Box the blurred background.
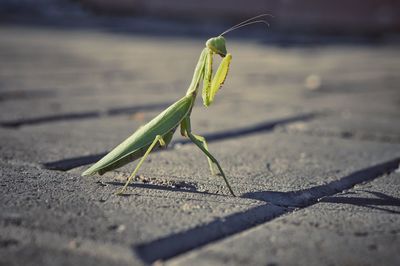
[1,0,400,39]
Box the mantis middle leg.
[116,134,166,195]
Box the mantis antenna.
[220,13,273,36]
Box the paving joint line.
[0,102,171,128]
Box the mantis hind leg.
[187,132,236,197]
[191,133,216,175]
[116,135,166,195]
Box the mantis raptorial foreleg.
[203,53,232,107]
[116,134,166,195]
[187,131,236,197]
[202,49,213,105]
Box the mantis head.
[206,36,227,57]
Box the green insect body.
[83,36,235,196]
[82,14,271,196]
[84,96,192,175]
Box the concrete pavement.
[0,25,399,265]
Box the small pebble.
[305,74,322,90]
[108,224,126,233]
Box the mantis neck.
[186,48,208,97]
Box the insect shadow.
[319,190,400,214]
[105,180,221,197]
[243,189,400,214]
[243,158,400,211]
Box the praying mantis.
[82,14,271,197]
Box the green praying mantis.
[82,14,271,197]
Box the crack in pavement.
[134,157,400,264]
[41,113,317,171]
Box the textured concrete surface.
[0,25,399,266]
[167,172,400,266]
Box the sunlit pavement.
[1,26,399,266]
